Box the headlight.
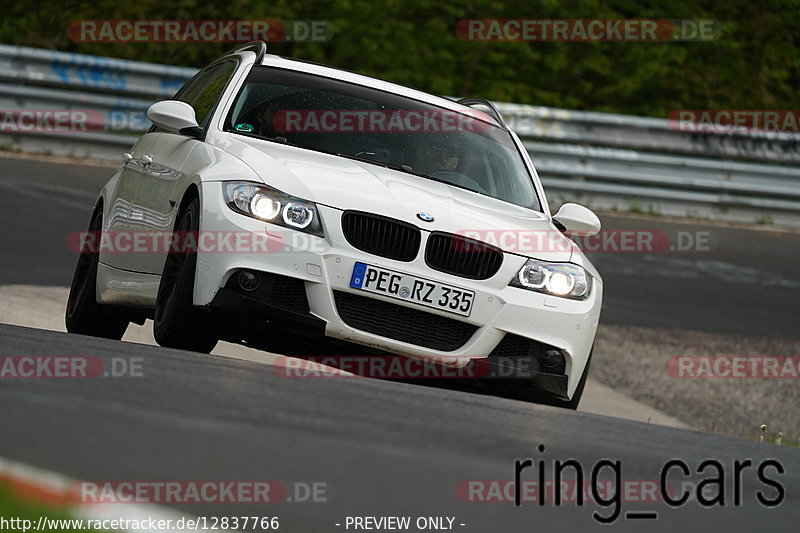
[223,182,324,236]
[510,259,591,300]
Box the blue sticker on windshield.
[235,123,254,132]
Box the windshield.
[224,66,540,210]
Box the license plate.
[349,262,474,316]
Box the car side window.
[148,61,237,134]
[178,61,237,128]
[148,68,215,133]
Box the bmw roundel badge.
[416,212,434,222]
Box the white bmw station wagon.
[66,42,603,408]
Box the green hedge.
[2,0,798,117]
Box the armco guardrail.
[495,103,800,164]
[1,44,799,226]
[0,44,195,98]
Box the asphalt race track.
[1,155,799,531]
[1,323,798,531]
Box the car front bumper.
[196,182,602,399]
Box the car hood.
[221,135,574,261]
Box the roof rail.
[456,97,508,129]
[217,41,268,63]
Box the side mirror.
[553,203,601,236]
[147,100,203,139]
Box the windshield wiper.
[333,151,484,192]
[334,152,427,178]
[261,135,292,145]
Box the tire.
[153,196,218,353]
[65,208,129,339]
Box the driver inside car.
[255,99,295,138]
[414,143,491,194]
[419,144,460,173]
[254,90,320,138]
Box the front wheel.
[65,208,129,339]
[153,197,218,353]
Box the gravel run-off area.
[593,322,800,443]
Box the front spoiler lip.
[207,287,326,351]
[470,358,569,399]
[208,285,568,400]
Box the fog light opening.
[237,270,261,292]
[540,349,564,370]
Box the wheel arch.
[176,183,201,216]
